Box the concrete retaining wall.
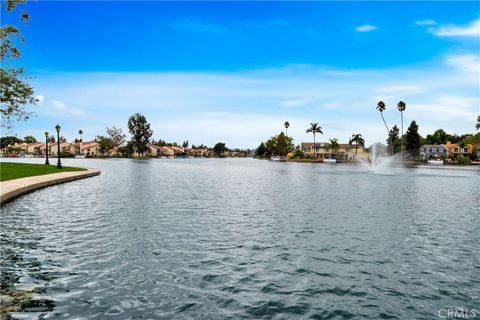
[0,168,101,205]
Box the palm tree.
[397,101,406,158]
[306,122,323,158]
[377,101,393,155]
[284,121,290,137]
[78,129,84,156]
[329,138,339,158]
[349,133,365,159]
[476,115,480,130]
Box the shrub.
[456,155,469,164]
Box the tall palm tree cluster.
[280,121,365,159]
[376,100,407,156]
[349,133,365,159]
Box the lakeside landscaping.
[0,162,86,182]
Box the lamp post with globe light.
[55,124,62,169]
[45,131,50,165]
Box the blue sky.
[3,1,480,148]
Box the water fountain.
[359,142,403,174]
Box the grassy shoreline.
[0,162,86,182]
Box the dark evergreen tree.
[405,121,422,158]
[213,142,227,157]
[387,125,401,155]
[256,142,266,157]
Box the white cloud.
[379,85,424,95]
[355,25,378,32]
[446,54,480,73]
[48,99,85,117]
[415,20,436,26]
[281,99,313,108]
[431,19,480,37]
[22,55,479,148]
[408,97,478,121]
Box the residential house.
[80,142,101,157]
[301,142,369,160]
[419,144,448,159]
[443,141,473,159]
[26,142,44,155]
[338,143,369,160]
[149,145,175,158]
[301,142,328,158]
[189,148,209,157]
[49,142,71,156]
[171,146,185,155]
[6,142,28,155]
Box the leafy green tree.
[1,0,38,129]
[274,132,293,156]
[387,125,401,155]
[127,113,153,156]
[106,126,126,147]
[265,137,275,156]
[476,115,480,130]
[23,135,36,143]
[425,129,448,144]
[0,135,22,148]
[118,140,135,157]
[213,142,227,157]
[405,120,422,158]
[262,132,294,157]
[306,122,323,157]
[256,142,266,157]
[96,135,114,156]
[349,133,365,158]
[293,149,304,158]
[456,155,469,164]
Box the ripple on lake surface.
[1,158,479,319]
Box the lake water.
[1,158,479,319]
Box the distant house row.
[0,141,245,158]
[420,141,474,159]
[0,141,102,157]
[300,142,369,160]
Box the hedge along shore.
[0,168,101,205]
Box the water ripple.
[1,158,479,319]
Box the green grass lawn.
[0,162,86,182]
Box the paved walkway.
[0,168,101,205]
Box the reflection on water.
[1,158,479,319]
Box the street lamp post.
[45,131,50,165]
[55,124,62,169]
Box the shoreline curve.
[0,168,101,205]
